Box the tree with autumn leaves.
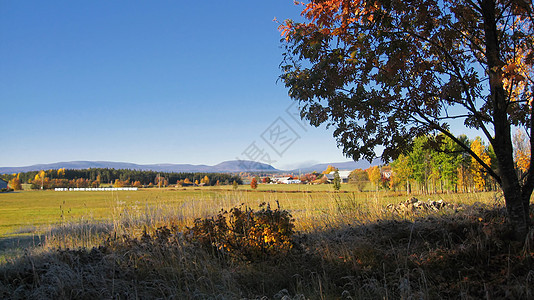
[514,129,531,178]
[322,165,338,174]
[200,175,210,185]
[250,177,258,189]
[366,166,381,191]
[470,137,492,191]
[8,174,22,191]
[348,168,369,191]
[34,170,47,190]
[280,0,533,239]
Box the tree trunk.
[501,174,530,240]
[482,0,531,240]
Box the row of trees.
[348,166,382,192]
[1,168,242,190]
[389,134,498,194]
[344,132,530,195]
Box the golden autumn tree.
[470,137,492,191]
[34,170,47,190]
[390,154,412,194]
[155,174,164,187]
[322,165,338,174]
[35,170,46,181]
[113,179,125,188]
[280,0,534,239]
[456,165,469,193]
[513,129,531,176]
[366,166,381,191]
[8,174,22,191]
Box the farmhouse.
[282,178,301,184]
[271,177,288,184]
[0,179,8,189]
[325,170,352,183]
[271,176,301,184]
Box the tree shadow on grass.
[0,235,45,253]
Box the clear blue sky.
[0,0,355,170]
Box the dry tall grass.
[1,190,533,299]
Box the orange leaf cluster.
[513,129,531,174]
[516,148,530,173]
[279,0,376,40]
[470,138,491,192]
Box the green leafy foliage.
[388,134,499,194]
[333,170,341,191]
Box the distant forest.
[1,168,242,189]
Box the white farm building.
[271,176,301,184]
[325,170,352,183]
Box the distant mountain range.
[0,160,277,174]
[0,159,383,174]
[290,158,383,173]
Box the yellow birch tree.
[470,138,491,191]
[513,129,530,175]
[366,166,381,191]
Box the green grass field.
[0,184,497,237]
[2,184,532,299]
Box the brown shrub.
[185,202,295,260]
